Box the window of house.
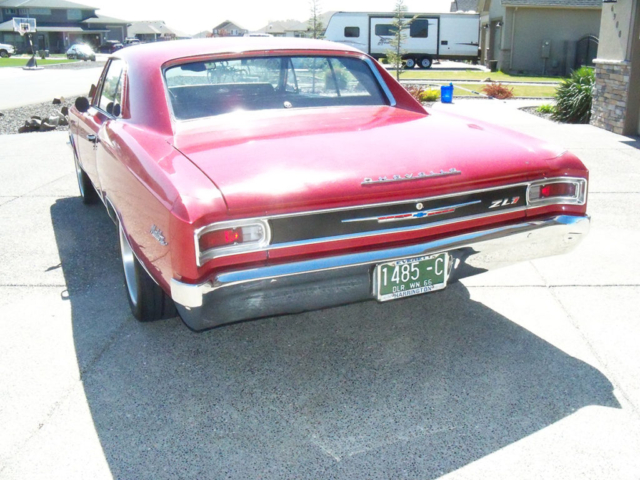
[5,8,17,15]
[98,59,124,117]
[30,8,51,15]
[67,9,82,20]
[410,19,429,38]
[344,27,360,38]
[374,24,395,36]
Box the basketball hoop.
[12,17,37,36]
[12,18,42,70]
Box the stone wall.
[591,60,631,134]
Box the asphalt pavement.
[0,100,639,479]
[0,64,103,110]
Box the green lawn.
[419,83,557,98]
[0,57,78,68]
[400,69,565,83]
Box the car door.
[74,59,124,196]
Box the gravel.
[0,97,78,135]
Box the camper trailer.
[324,12,480,68]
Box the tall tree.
[308,0,324,39]
[385,0,414,81]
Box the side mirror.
[75,96,90,113]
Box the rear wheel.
[0,50,9,58]
[119,224,176,322]
[73,149,100,204]
[419,57,433,69]
[405,57,416,69]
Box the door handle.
[87,134,98,143]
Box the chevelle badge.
[362,168,461,185]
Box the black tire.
[119,224,176,322]
[73,148,100,204]
[419,57,433,69]
[405,57,416,69]
[0,50,8,58]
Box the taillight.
[527,178,587,206]
[195,220,270,266]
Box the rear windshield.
[165,56,388,120]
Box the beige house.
[257,19,308,37]
[212,20,247,37]
[478,0,602,75]
[127,21,190,42]
[591,0,640,135]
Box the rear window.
[165,56,388,120]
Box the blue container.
[440,82,454,103]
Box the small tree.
[386,0,414,81]
[308,0,324,39]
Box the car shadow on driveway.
[51,197,620,479]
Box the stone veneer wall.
[591,60,631,134]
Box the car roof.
[113,37,363,67]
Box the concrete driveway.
[1,101,639,479]
[0,65,103,110]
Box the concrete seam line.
[547,285,640,420]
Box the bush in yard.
[482,83,514,99]
[419,88,440,102]
[405,85,425,101]
[536,104,555,114]
[552,67,595,124]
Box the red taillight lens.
[199,228,243,251]
[539,183,576,198]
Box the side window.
[410,19,429,38]
[344,27,360,38]
[98,59,124,117]
[374,24,395,36]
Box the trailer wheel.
[405,58,416,69]
[419,57,433,69]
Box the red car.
[69,38,589,331]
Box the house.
[451,0,479,12]
[127,21,190,42]
[192,30,212,39]
[0,0,127,53]
[477,0,602,75]
[590,0,640,136]
[212,20,247,37]
[257,19,309,37]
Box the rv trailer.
[324,11,480,68]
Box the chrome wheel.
[119,225,139,307]
[405,58,416,69]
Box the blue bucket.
[440,83,454,103]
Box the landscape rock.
[60,106,69,116]
[52,98,61,105]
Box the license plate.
[375,253,448,302]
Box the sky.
[90,0,453,36]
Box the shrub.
[405,85,425,101]
[552,67,595,124]
[419,88,440,102]
[482,82,514,99]
[536,104,555,114]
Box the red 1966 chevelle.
[68,38,589,331]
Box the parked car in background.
[66,44,96,61]
[98,40,123,54]
[123,37,141,46]
[68,38,590,331]
[0,42,15,57]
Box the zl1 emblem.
[489,196,520,209]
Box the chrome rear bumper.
[171,214,589,331]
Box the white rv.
[324,12,480,68]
